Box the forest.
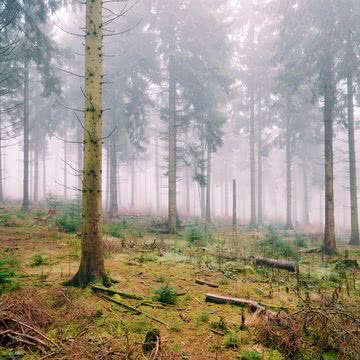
[0,0,360,359]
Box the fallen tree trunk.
[91,285,147,300]
[298,247,321,254]
[195,279,219,288]
[205,293,265,313]
[253,257,296,272]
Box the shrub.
[224,330,240,348]
[106,224,126,239]
[30,254,48,267]
[238,350,261,360]
[55,201,82,233]
[294,233,308,248]
[153,284,178,304]
[256,228,297,259]
[186,224,211,245]
[0,255,19,294]
[197,310,210,323]
[0,213,12,226]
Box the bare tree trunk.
[105,142,110,212]
[185,167,190,214]
[200,139,206,218]
[168,48,177,233]
[33,142,39,203]
[155,137,160,213]
[77,122,83,194]
[69,0,109,287]
[206,145,212,223]
[302,160,310,226]
[347,33,359,245]
[257,109,263,226]
[0,100,3,203]
[323,56,337,255]
[42,147,46,199]
[108,131,118,218]
[63,126,68,200]
[232,179,237,229]
[131,157,135,210]
[285,95,292,229]
[22,59,30,212]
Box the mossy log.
[195,279,219,288]
[253,256,296,272]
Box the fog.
[1,0,359,240]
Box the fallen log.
[195,279,219,288]
[205,293,266,313]
[298,247,321,254]
[253,256,296,272]
[91,285,146,300]
[97,294,168,327]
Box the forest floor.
[0,206,360,359]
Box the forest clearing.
[1,0,360,359]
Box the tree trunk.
[22,59,30,212]
[108,129,118,218]
[42,147,46,199]
[105,141,110,212]
[347,33,359,245]
[225,175,229,217]
[185,167,190,214]
[0,99,3,203]
[77,122,83,195]
[206,145,212,223]
[302,160,310,226]
[232,179,237,229]
[155,137,160,213]
[285,95,292,229]
[323,56,337,255]
[131,157,135,210]
[200,139,206,218]
[168,49,177,233]
[257,108,263,226]
[33,142,39,203]
[63,126,68,200]
[69,0,109,287]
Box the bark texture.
[69,0,109,287]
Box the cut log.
[205,293,265,313]
[195,279,219,288]
[298,247,321,254]
[253,257,296,272]
[91,285,146,300]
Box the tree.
[69,0,109,287]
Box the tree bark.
[347,32,359,245]
[155,137,160,213]
[185,167,190,214]
[323,55,337,255]
[108,126,118,218]
[257,107,263,226]
[131,157,135,210]
[232,179,237,229]
[0,99,3,203]
[168,48,177,233]
[77,121,83,196]
[33,141,39,203]
[42,147,46,199]
[200,139,206,218]
[302,160,310,226]
[22,59,30,212]
[285,95,292,229]
[206,145,212,223]
[63,126,68,200]
[68,0,109,287]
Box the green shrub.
[0,255,19,294]
[238,350,261,360]
[186,224,211,245]
[224,330,240,348]
[106,224,125,239]
[257,228,297,259]
[137,254,159,263]
[153,284,178,304]
[30,254,48,267]
[55,201,82,233]
[294,233,308,248]
[0,213,12,226]
[196,310,210,323]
